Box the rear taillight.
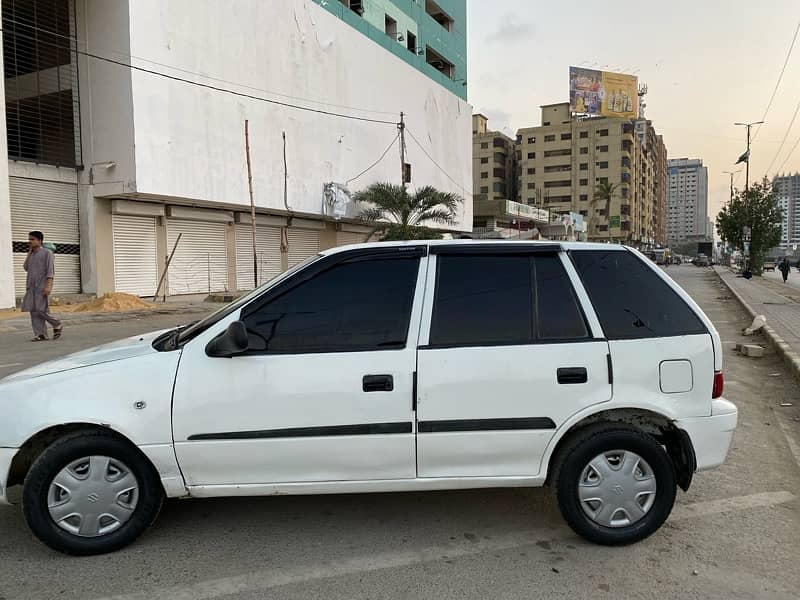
[712,371,724,399]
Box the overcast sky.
[467,1,800,219]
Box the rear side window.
[242,257,419,353]
[570,250,706,339]
[429,253,588,346]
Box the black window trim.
[237,245,427,355]
[430,243,561,256]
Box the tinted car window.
[570,250,706,339]
[534,255,588,340]
[430,255,533,346]
[242,256,419,353]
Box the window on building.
[544,149,571,157]
[406,31,417,53]
[570,250,707,339]
[579,163,588,171]
[425,0,454,31]
[241,256,419,353]
[597,177,609,184]
[527,182,535,189]
[543,121,551,126]
[481,142,489,149]
[579,131,588,139]
[493,168,505,179]
[425,46,454,79]
[544,180,571,188]
[579,178,588,186]
[528,152,536,159]
[598,129,609,136]
[480,186,488,193]
[561,133,572,140]
[598,161,609,169]
[580,210,588,216]
[544,164,571,173]
[480,157,488,164]
[339,0,365,16]
[527,137,536,144]
[580,147,588,155]
[580,194,588,201]
[494,152,506,164]
[4,0,81,167]
[598,145,609,152]
[480,172,488,179]
[527,168,535,174]
[385,14,398,38]
[544,134,556,142]
[493,182,506,195]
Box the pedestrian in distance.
[22,230,63,341]
[779,256,791,283]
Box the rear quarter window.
[570,250,707,339]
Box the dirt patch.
[57,293,155,313]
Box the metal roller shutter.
[234,224,282,290]
[10,177,81,296]
[336,231,368,247]
[166,220,228,295]
[112,215,159,297]
[287,228,320,267]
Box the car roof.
[320,239,630,256]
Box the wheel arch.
[544,407,696,491]
[6,423,162,496]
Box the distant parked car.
[763,259,776,272]
[693,254,710,267]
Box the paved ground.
[1,265,799,600]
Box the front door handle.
[363,374,394,392]
[557,367,587,384]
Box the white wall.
[123,0,472,230]
[0,31,14,309]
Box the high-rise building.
[515,102,666,246]
[472,114,516,203]
[773,173,800,251]
[0,0,471,308]
[666,158,709,242]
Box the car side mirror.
[205,321,249,357]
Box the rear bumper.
[0,447,18,505]
[675,399,738,471]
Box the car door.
[172,246,428,486]
[416,245,611,478]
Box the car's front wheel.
[555,424,676,545]
[22,430,163,555]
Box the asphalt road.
[1,265,799,600]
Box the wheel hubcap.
[578,450,657,528]
[47,456,139,537]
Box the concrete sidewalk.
[714,266,800,382]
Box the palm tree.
[593,181,619,237]
[354,183,463,241]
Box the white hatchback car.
[0,241,737,555]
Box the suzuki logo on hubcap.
[86,493,100,503]
[612,485,624,495]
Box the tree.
[716,178,782,273]
[592,181,619,236]
[354,183,463,241]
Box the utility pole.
[734,120,764,195]
[398,112,407,193]
[722,170,740,204]
[734,121,763,279]
[244,120,258,289]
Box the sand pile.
[59,293,155,313]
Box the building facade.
[666,158,709,243]
[773,173,800,252]
[0,0,471,308]
[515,103,666,246]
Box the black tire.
[554,424,676,546]
[22,430,164,555]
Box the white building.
[0,0,472,308]
[666,158,709,242]
[773,174,800,252]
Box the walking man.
[779,257,791,284]
[22,231,63,341]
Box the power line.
[753,19,800,143]
[765,97,800,175]
[776,134,800,174]
[0,26,399,126]
[1,15,401,118]
[345,132,400,185]
[405,128,469,195]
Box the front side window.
[242,256,420,353]
[570,250,707,339]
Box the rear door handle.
[363,374,394,392]
[557,367,587,384]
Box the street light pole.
[722,170,740,204]
[734,121,763,279]
[734,121,764,195]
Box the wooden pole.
[245,119,258,288]
[153,232,181,302]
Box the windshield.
[176,254,322,344]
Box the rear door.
[569,249,714,419]
[415,246,611,478]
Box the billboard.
[569,67,638,118]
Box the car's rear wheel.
[554,424,676,545]
[22,430,163,555]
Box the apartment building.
[0,0,471,308]
[773,173,800,251]
[515,103,666,246]
[472,114,515,203]
[666,158,709,243]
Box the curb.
[714,268,800,385]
